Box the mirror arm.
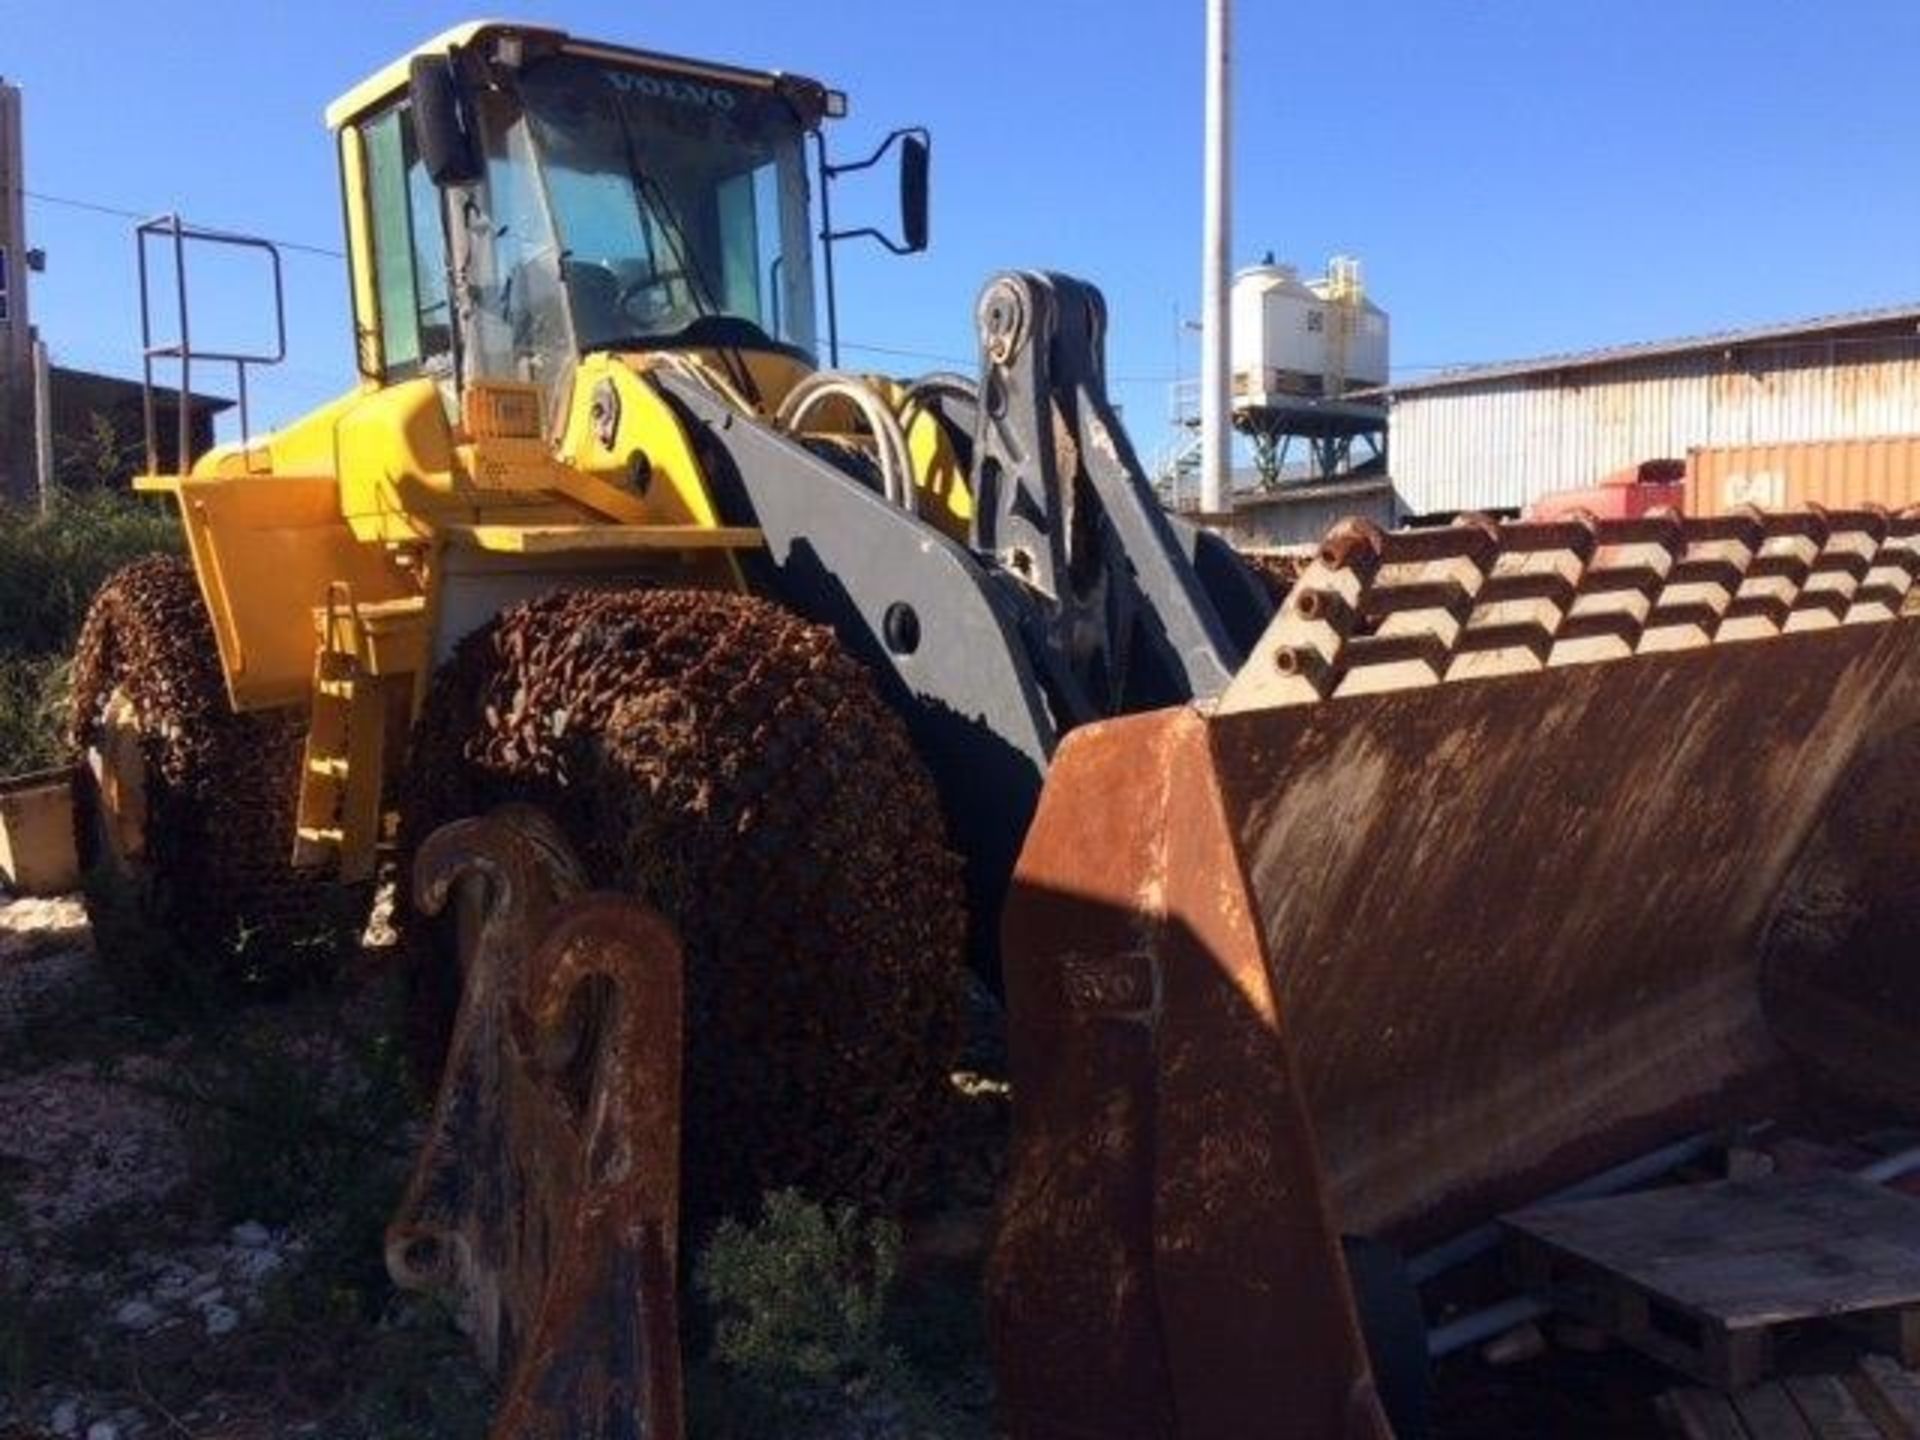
[822,224,918,257]
[821,126,926,178]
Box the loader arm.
[968,271,1246,718]
[657,271,1270,978]
[653,365,1055,978]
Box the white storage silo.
[1230,261,1328,405]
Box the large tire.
[69,556,347,990]
[399,587,968,1223]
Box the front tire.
[398,586,969,1224]
[69,556,348,990]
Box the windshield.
[512,54,817,355]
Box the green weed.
[692,1189,985,1438]
[0,654,70,773]
[0,486,180,661]
[0,485,180,771]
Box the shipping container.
[1684,435,1920,516]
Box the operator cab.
[326,23,915,422]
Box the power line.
[839,339,1181,385]
[839,339,971,369]
[20,186,1190,380]
[20,188,347,259]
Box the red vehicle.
[1525,458,1687,520]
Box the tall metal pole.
[0,81,33,504]
[1199,0,1233,516]
[31,334,50,514]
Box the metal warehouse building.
[1386,305,1920,519]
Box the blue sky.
[8,1,1918,458]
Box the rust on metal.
[68,555,333,984]
[1223,507,1920,708]
[991,709,1393,1440]
[397,586,967,1223]
[389,806,686,1440]
[994,506,1920,1436]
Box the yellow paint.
[324,22,537,130]
[446,523,761,554]
[559,354,724,527]
[142,23,979,881]
[168,473,421,712]
[294,588,425,879]
[336,378,459,542]
[338,125,382,380]
[322,21,813,132]
[893,378,974,539]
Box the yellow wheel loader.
[61,20,1920,1439]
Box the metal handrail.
[135,214,286,476]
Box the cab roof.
[323,20,839,131]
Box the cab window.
[361,105,452,380]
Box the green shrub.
[693,1189,980,1438]
[700,1189,905,1389]
[54,411,145,495]
[0,487,180,770]
[0,653,70,772]
[0,486,181,660]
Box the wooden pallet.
[1504,1173,1920,1390]
[1659,1355,1920,1439]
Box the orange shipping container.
[1686,436,1920,516]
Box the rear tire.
[69,556,349,990]
[398,586,968,1224]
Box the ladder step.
[307,757,350,780]
[295,825,344,847]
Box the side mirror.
[408,53,482,186]
[817,124,934,365]
[899,133,930,253]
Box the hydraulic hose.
[775,372,918,517]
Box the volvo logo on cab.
[607,70,739,111]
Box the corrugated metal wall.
[1214,478,1396,549]
[1389,336,1920,517]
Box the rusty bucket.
[991,508,1920,1438]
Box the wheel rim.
[84,688,150,870]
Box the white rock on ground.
[0,892,89,958]
[112,1298,161,1331]
[0,892,97,1037]
[203,1302,241,1337]
[0,1057,190,1236]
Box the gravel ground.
[0,888,490,1440]
[0,886,999,1440]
